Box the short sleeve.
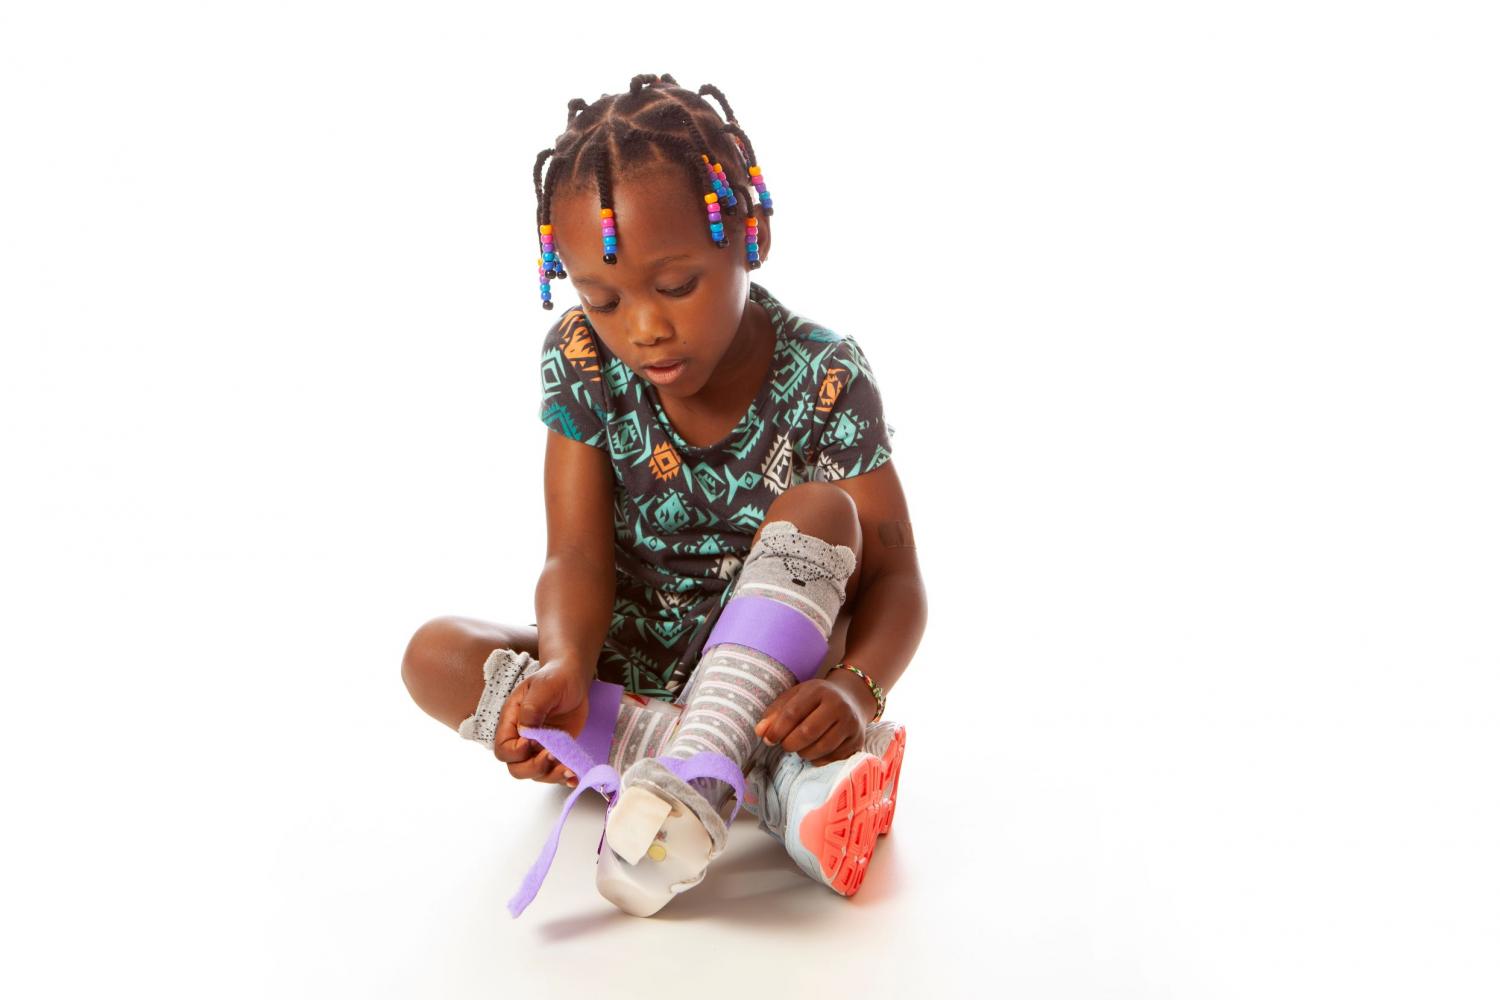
[808,336,894,481]
[537,307,610,449]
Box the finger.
[538,759,572,786]
[494,680,529,763]
[540,752,578,786]
[517,675,558,728]
[808,734,863,769]
[756,686,819,744]
[802,725,855,764]
[536,752,574,785]
[506,746,552,782]
[506,755,544,782]
[781,703,839,756]
[756,685,800,727]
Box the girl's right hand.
[494,660,592,788]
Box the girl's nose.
[628,312,674,348]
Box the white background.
[3,2,1496,997]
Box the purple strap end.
[505,678,623,918]
[506,725,621,918]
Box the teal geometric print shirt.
[537,281,894,701]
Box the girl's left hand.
[754,679,865,768]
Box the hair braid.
[719,122,772,217]
[532,147,555,229]
[655,90,740,217]
[591,135,619,264]
[696,84,737,124]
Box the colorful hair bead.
[537,256,553,310]
[703,193,727,247]
[744,214,760,269]
[748,164,773,214]
[701,154,738,211]
[600,207,618,264]
[538,223,562,279]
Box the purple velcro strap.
[657,753,749,827]
[508,723,623,919]
[579,679,624,767]
[703,594,828,683]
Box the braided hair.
[532,74,772,309]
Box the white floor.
[9,575,1497,998]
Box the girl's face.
[549,166,771,400]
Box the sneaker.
[744,721,906,896]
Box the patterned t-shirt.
[537,281,894,702]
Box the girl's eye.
[586,280,697,314]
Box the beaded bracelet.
[830,661,885,724]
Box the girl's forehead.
[552,174,714,260]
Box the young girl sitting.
[401,73,927,918]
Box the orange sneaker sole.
[795,724,906,896]
[873,724,905,837]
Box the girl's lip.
[642,359,688,385]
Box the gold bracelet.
[831,661,886,723]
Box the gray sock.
[458,649,542,748]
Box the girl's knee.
[402,617,540,728]
[401,616,463,713]
[762,482,860,551]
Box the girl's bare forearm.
[830,568,927,714]
[533,550,615,678]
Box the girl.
[401,74,927,918]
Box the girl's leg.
[401,615,538,732]
[602,485,862,886]
[400,615,685,775]
[657,483,863,810]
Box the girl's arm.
[828,461,927,718]
[831,569,926,722]
[755,461,923,765]
[534,430,617,678]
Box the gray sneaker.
[741,721,906,896]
